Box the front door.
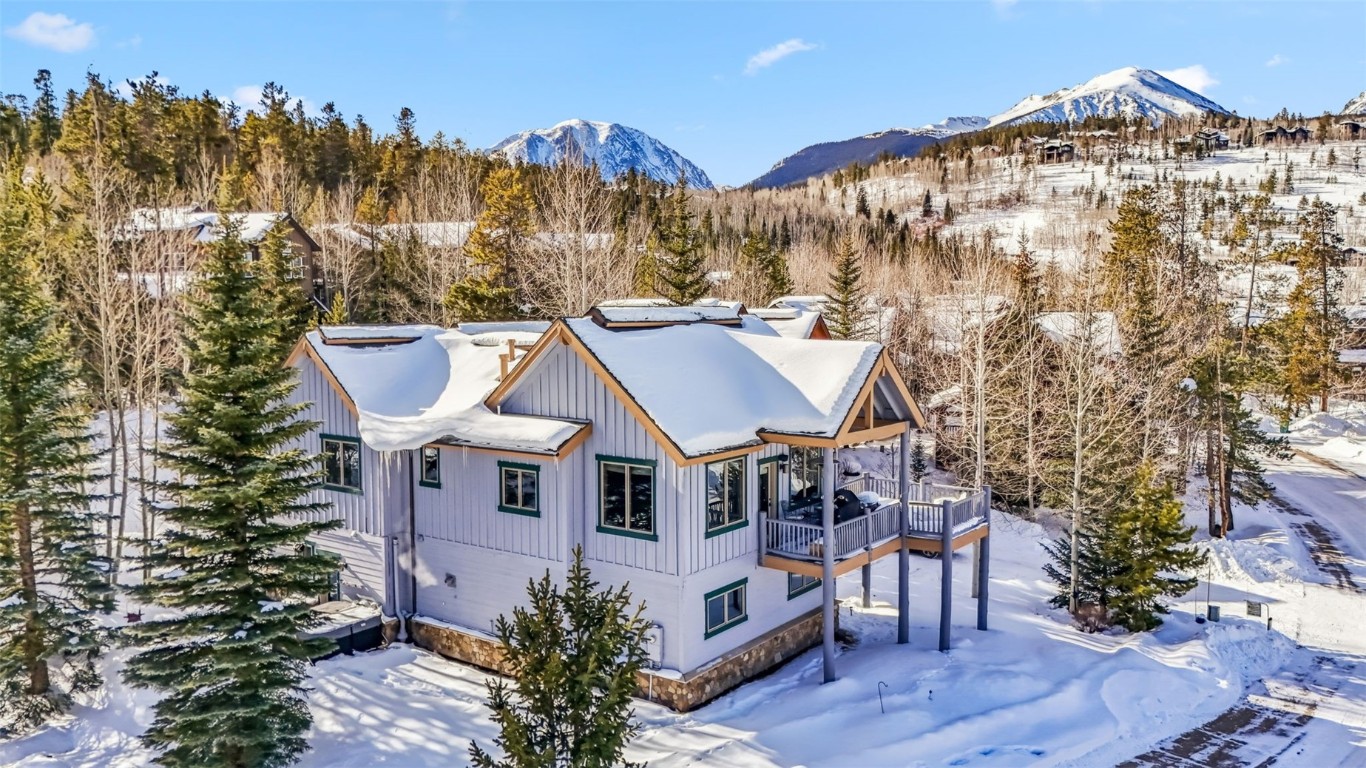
[759,460,781,519]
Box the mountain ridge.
[489,119,713,189]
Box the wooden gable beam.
[284,335,358,417]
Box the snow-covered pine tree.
[654,177,707,305]
[909,436,928,483]
[122,199,340,768]
[257,220,313,356]
[826,233,867,340]
[0,168,112,734]
[445,165,534,322]
[470,547,651,768]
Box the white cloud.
[4,12,95,52]
[230,85,318,117]
[116,35,143,50]
[1158,65,1219,95]
[744,38,818,76]
[1265,53,1288,68]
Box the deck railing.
[763,482,988,564]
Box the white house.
[285,305,991,710]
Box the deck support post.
[939,498,953,652]
[977,486,991,631]
[821,447,837,683]
[897,428,910,645]
[861,564,872,608]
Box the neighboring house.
[285,308,991,711]
[1037,140,1075,164]
[749,306,832,340]
[1257,126,1313,145]
[1338,120,1364,141]
[126,206,325,305]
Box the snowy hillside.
[489,119,713,188]
[750,117,987,189]
[988,67,1230,127]
[1344,91,1366,115]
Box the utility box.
[1207,605,1221,623]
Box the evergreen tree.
[29,70,61,156]
[321,291,348,325]
[256,221,312,357]
[1271,198,1345,414]
[653,178,707,305]
[0,168,111,734]
[122,200,340,768]
[470,547,650,768]
[445,166,534,322]
[1045,464,1204,631]
[921,190,933,218]
[825,233,867,340]
[1105,464,1205,631]
[909,437,928,483]
[855,186,871,218]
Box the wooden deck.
[759,481,990,578]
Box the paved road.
[1123,453,1366,767]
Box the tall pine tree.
[257,220,313,357]
[826,233,867,340]
[445,165,535,322]
[123,200,340,768]
[653,178,707,305]
[0,168,111,734]
[1271,198,1345,414]
[470,547,650,768]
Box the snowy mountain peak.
[1344,91,1366,115]
[987,66,1230,128]
[490,119,713,189]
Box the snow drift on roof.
[303,325,581,453]
[749,307,822,339]
[561,318,881,456]
[594,305,742,324]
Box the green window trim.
[703,578,749,639]
[419,445,442,488]
[596,455,657,540]
[787,574,822,600]
[320,433,363,494]
[704,456,748,537]
[498,461,540,517]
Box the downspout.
[403,449,419,641]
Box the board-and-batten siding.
[502,343,680,577]
[412,446,561,560]
[309,528,389,606]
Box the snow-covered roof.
[591,305,744,326]
[770,295,831,312]
[557,318,884,457]
[127,208,294,244]
[749,307,825,340]
[1037,312,1122,356]
[298,325,584,454]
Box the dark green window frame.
[703,578,748,638]
[704,456,748,538]
[787,573,821,600]
[419,446,442,488]
[321,434,362,494]
[498,461,540,517]
[596,455,657,541]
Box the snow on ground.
[1283,399,1366,479]
[3,504,1313,768]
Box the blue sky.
[2,1,1362,186]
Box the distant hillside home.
[126,206,324,305]
[1037,139,1075,164]
[285,309,991,711]
[1338,120,1364,141]
[1257,126,1313,145]
[1190,129,1230,151]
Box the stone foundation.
[410,608,827,713]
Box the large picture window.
[498,461,539,516]
[420,446,441,488]
[705,457,746,536]
[787,573,821,599]
[321,435,362,493]
[598,456,656,540]
[704,579,748,638]
[788,446,823,508]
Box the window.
[420,446,441,488]
[302,543,342,603]
[498,462,540,516]
[704,579,748,638]
[705,457,747,536]
[285,245,305,280]
[787,573,821,599]
[321,435,362,493]
[598,456,656,540]
[788,446,824,508]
